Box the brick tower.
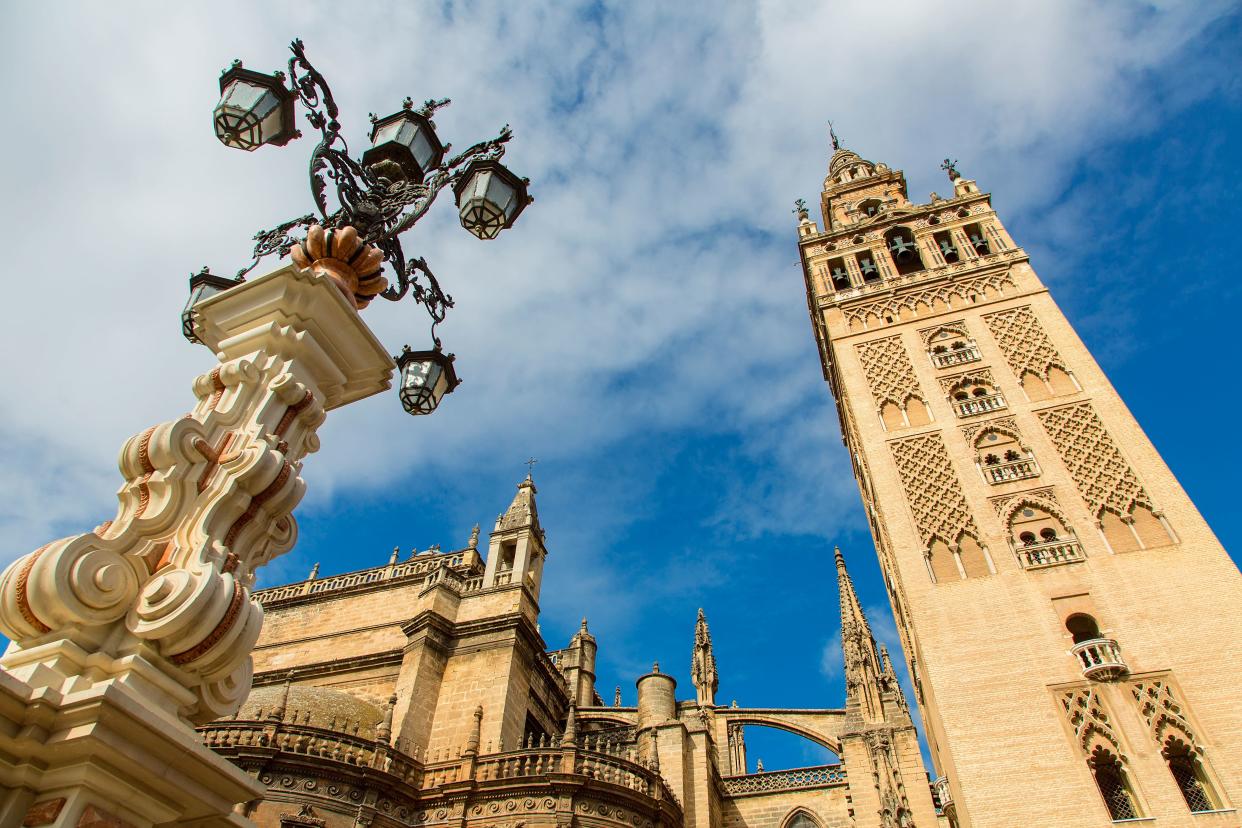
[794,133,1242,826]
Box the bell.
[970,233,990,254]
[888,235,916,262]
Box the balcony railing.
[1018,538,1085,569]
[954,393,1005,417]
[984,458,1039,484]
[720,764,847,796]
[930,345,981,368]
[1072,638,1128,680]
[933,776,954,813]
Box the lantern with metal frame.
[454,158,532,240]
[362,101,445,184]
[213,62,299,151]
[182,267,244,343]
[394,345,460,416]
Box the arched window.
[1040,527,1058,542]
[933,230,959,263]
[885,227,925,275]
[856,251,881,283]
[950,378,1004,417]
[857,198,881,218]
[1066,614,1101,644]
[1089,746,1141,820]
[827,257,851,290]
[1163,737,1220,813]
[964,222,991,255]
[1019,531,1037,546]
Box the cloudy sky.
[2,1,1240,769]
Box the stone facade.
[204,479,939,828]
[796,145,1242,826]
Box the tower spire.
[835,546,885,722]
[691,607,719,706]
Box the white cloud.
[0,0,1232,605]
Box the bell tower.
[796,135,1242,826]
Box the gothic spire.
[691,607,719,706]
[835,546,885,722]
[835,546,874,643]
[496,474,541,534]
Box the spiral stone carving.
[290,224,387,309]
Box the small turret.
[835,546,886,724]
[558,618,598,707]
[482,474,548,597]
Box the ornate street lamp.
[204,38,534,414]
[454,158,531,240]
[362,100,445,184]
[181,266,244,343]
[394,345,460,416]
[213,62,299,151]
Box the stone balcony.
[1072,638,1128,681]
[201,718,682,828]
[932,776,954,817]
[1018,538,1085,569]
[984,458,1040,484]
[930,345,981,369]
[954,393,1006,417]
[719,764,847,796]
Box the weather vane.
[828,121,841,152]
[940,158,960,181]
[793,198,808,219]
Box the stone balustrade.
[930,345,981,368]
[252,549,476,606]
[719,764,846,796]
[985,458,1039,483]
[1072,638,1128,680]
[954,393,1005,417]
[1018,538,1085,569]
[201,716,682,824]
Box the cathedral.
[208,475,934,827]
[204,137,1242,828]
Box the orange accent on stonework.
[195,432,237,494]
[223,460,294,548]
[15,544,51,634]
[206,366,226,411]
[21,796,65,826]
[275,389,315,438]
[169,580,245,666]
[133,426,157,519]
[76,804,136,828]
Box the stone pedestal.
[0,264,394,827]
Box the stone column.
[0,262,394,827]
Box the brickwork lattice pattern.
[1037,403,1153,518]
[983,305,1066,380]
[889,432,979,548]
[856,336,922,407]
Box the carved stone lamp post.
[0,38,532,828]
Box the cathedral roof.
[239,683,385,736]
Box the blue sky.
[2,2,1240,772]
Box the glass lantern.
[394,346,460,416]
[182,268,242,343]
[453,159,531,240]
[213,63,297,151]
[362,109,444,183]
